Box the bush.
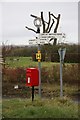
[65,53,79,63]
[41,66,60,83]
[63,64,78,84]
[51,53,59,62]
[51,53,79,63]
[41,67,49,83]
[2,68,26,83]
[41,64,79,84]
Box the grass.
[6,57,59,68]
[2,97,78,118]
[6,56,78,68]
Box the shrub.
[63,64,78,84]
[41,65,60,83]
[41,64,79,84]
[2,68,26,83]
[41,67,49,83]
[65,53,79,63]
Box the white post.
[58,48,66,98]
[60,49,63,97]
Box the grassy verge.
[2,97,78,118]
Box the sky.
[0,1,79,45]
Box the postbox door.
[32,69,39,86]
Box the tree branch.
[48,19,55,33]
[50,13,58,19]
[25,26,37,33]
[45,12,51,32]
[31,14,40,19]
[54,14,60,33]
[41,12,45,33]
[31,14,48,24]
[44,21,48,24]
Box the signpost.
[58,48,66,97]
[29,31,66,98]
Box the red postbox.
[26,68,39,87]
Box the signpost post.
[34,18,42,98]
[58,48,66,97]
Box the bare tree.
[25,12,61,62]
[2,41,13,68]
[25,11,61,45]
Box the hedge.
[32,53,79,63]
[2,64,79,84]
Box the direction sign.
[29,38,49,45]
[39,33,65,41]
[29,39,37,45]
[39,33,65,38]
[37,38,49,44]
[29,33,66,45]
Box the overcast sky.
[0,1,78,45]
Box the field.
[6,57,59,68]
[6,56,79,68]
[2,57,79,119]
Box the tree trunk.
[53,38,57,45]
[3,57,6,68]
